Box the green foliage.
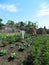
[18,45,26,51]
[0,18,2,22]
[23,35,49,65]
[0,18,5,29]
[0,50,7,56]
[0,33,22,46]
[16,42,22,46]
[24,33,30,39]
[2,36,8,46]
[10,44,15,48]
[7,35,15,44]
[23,54,33,65]
[6,20,14,26]
[2,40,8,46]
[14,35,22,42]
[10,52,18,58]
[0,32,49,65]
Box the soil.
[0,43,32,65]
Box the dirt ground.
[0,43,32,65]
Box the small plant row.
[10,39,32,51]
[0,38,32,57]
[0,49,18,61]
[15,38,33,51]
[23,35,49,65]
[0,34,22,46]
[32,35,49,65]
[0,33,32,47]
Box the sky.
[0,0,49,28]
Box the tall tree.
[15,21,26,30]
[6,20,14,26]
[0,18,4,29]
[0,18,2,23]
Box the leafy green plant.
[7,35,15,44]
[23,42,29,48]
[15,42,21,46]
[10,52,18,58]
[18,45,26,51]
[0,50,7,56]
[10,44,15,48]
[27,44,30,47]
[2,37,8,46]
[8,52,18,62]
[14,35,22,42]
[21,39,26,43]
[24,33,30,39]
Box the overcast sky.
[0,0,49,28]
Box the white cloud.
[36,3,49,17]
[0,4,18,12]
